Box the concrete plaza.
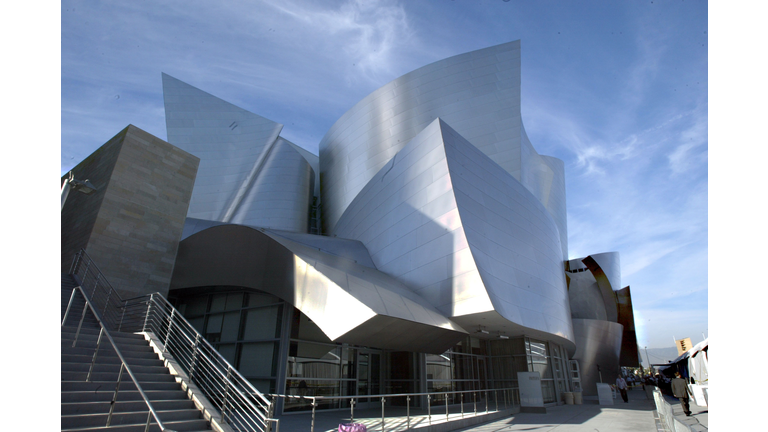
[275,385,708,432]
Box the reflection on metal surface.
[333,119,573,347]
[162,74,314,232]
[570,319,623,396]
[566,252,639,390]
[170,224,468,354]
[319,41,568,258]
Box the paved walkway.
[454,386,658,432]
[273,385,705,432]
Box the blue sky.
[60,0,708,350]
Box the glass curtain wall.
[426,337,489,407]
[284,308,361,412]
[170,288,284,394]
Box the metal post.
[485,390,488,413]
[118,304,127,332]
[473,392,477,415]
[62,288,78,326]
[72,300,89,348]
[164,308,175,353]
[445,392,449,422]
[102,286,112,318]
[144,411,152,432]
[427,394,431,424]
[350,398,355,422]
[221,367,232,423]
[142,295,152,332]
[91,272,100,299]
[461,393,464,418]
[87,327,104,382]
[381,397,386,432]
[495,390,498,412]
[406,396,410,430]
[106,364,125,426]
[189,334,201,381]
[310,397,316,432]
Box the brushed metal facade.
[333,118,574,348]
[566,252,638,393]
[170,223,468,354]
[162,73,313,232]
[570,319,623,396]
[319,40,568,258]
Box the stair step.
[62,362,170,375]
[62,389,187,403]
[62,346,161,360]
[61,408,203,429]
[60,418,210,432]
[61,371,176,383]
[62,399,196,415]
[62,354,164,367]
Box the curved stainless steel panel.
[571,318,623,396]
[170,224,468,354]
[581,252,621,322]
[333,118,574,345]
[320,40,567,245]
[566,269,608,321]
[162,74,313,232]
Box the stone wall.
[61,125,199,297]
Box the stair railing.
[63,285,172,432]
[65,249,278,432]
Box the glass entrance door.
[357,351,381,408]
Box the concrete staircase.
[61,274,212,432]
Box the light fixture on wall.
[476,325,489,335]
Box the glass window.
[242,305,281,340]
[225,293,243,311]
[287,341,341,380]
[220,311,241,342]
[210,293,227,313]
[184,296,208,317]
[238,342,277,377]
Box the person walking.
[616,375,629,403]
[671,372,692,416]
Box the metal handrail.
[138,293,275,431]
[63,285,171,431]
[268,386,519,432]
[65,249,278,432]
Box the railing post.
[91,272,100,299]
[118,304,127,332]
[87,327,104,382]
[445,392,449,422]
[461,392,464,418]
[102,286,112,319]
[144,411,152,432]
[350,398,355,422]
[406,396,410,430]
[221,367,232,423]
[164,308,175,353]
[142,294,152,332]
[427,394,431,424]
[495,390,498,412]
[107,364,125,426]
[473,392,477,415]
[381,396,386,432]
[310,397,317,432]
[189,333,201,381]
[72,299,89,348]
[62,288,78,327]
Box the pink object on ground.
[338,423,367,432]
